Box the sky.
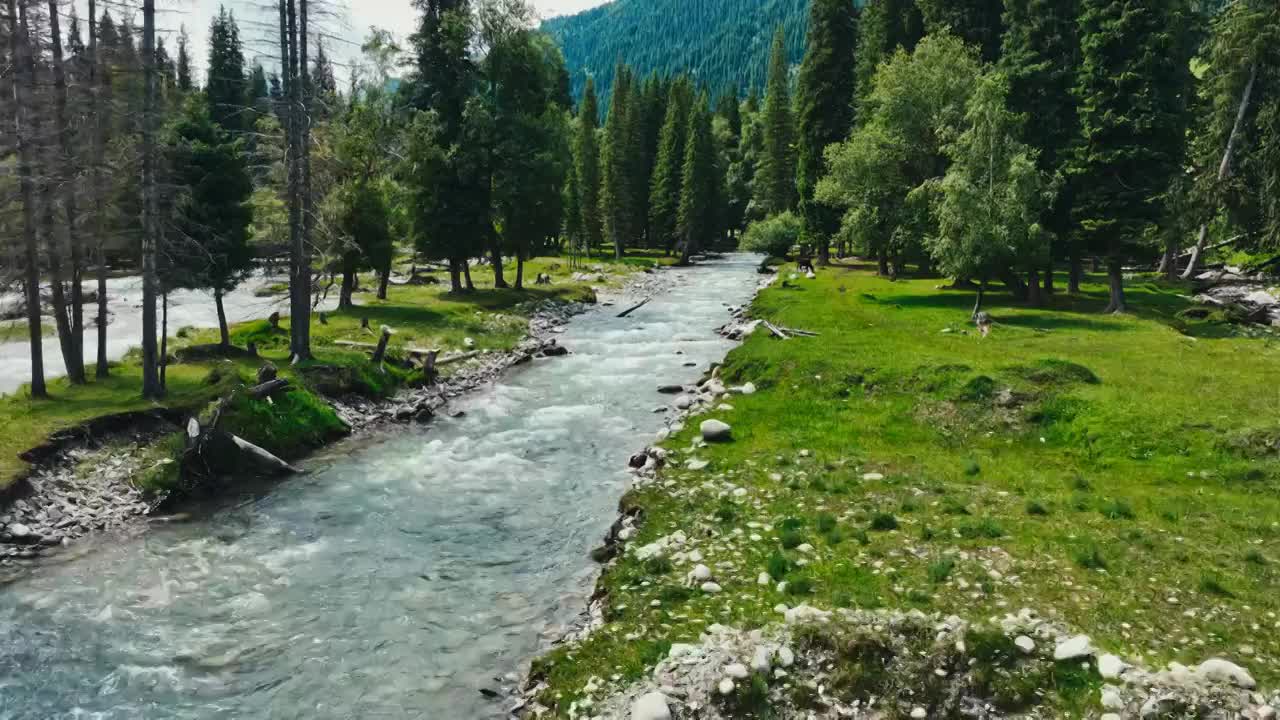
[148,0,607,83]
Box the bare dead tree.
[88,0,109,378]
[139,0,161,398]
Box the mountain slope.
[543,0,810,105]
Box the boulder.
[1098,653,1127,679]
[631,692,672,720]
[657,384,684,394]
[674,395,695,410]
[541,344,569,357]
[1053,635,1094,661]
[1196,658,1256,689]
[700,420,732,442]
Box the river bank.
[525,260,1280,719]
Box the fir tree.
[574,77,604,254]
[1072,0,1197,312]
[602,63,637,257]
[916,0,1005,62]
[206,7,247,132]
[312,40,339,118]
[678,95,718,263]
[795,0,859,264]
[176,24,192,91]
[756,26,797,216]
[854,0,923,115]
[649,78,693,254]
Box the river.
[0,255,761,719]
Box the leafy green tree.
[206,7,247,132]
[649,78,693,253]
[1072,0,1197,312]
[677,95,719,263]
[330,180,393,310]
[795,0,858,265]
[166,98,254,347]
[931,72,1051,315]
[1000,0,1082,291]
[574,77,604,254]
[915,0,1005,62]
[756,26,797,216]
[741,210,802,259]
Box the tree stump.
[268,311,281,329]
[423,349,439,385]
[318,312,328,325]
[247,341,258,357]
[371,326,395,366]
[257,362,278,384]
[361,316,370,330]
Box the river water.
[0,255,760,720]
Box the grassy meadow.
[531,260,1280,715]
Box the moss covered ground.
[0,253,662,490]
[531,261,1280,716]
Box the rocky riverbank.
[0,266,673,580]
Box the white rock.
[675,395,695,410]
[777,646,795,667]
[668,643,702,660]
[630,692,672,720]
[861,472,884,481]
[1098,653,1127,680]
[700,420,732,442]
[725,663,749,679]
[910,708,927,719]
[1100,688,1124,710]
[691,564,712,581]
[6,523,33,538]
[1053,635,1094,661]
[751,646,772,674]
[718,678,735,695]
[1255,705,1275,720]
[1014,635,1036,654]
[757,572,771,586]
[1196,658,1256,689]
[686,458,709,471]
[1101,714,1121,720]
[739,382,757,395]
[463,337,476,348]
[700,582,723,594]
[784,605,831,625]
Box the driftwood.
[617,297,652,318]
[777,325,819,337]
[763,320,790,339]
[183,383,302,478]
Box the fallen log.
[228,434,302,474]
[247,378,290,399]
[763,320,790,339]
[438,350,480,365]
[617,297,652,318]
[777,325,819,337]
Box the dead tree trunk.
[371,325,394,366]
[140,0,163,399]
[214,289,230,347]
[339,253,356,309]
[1026,269,1042,307]
[8,0,46,397]
[1104,257,1126,314]
[1183,63,1258,281]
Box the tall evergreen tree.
[756,26,797,216]
[1000,0,1082,291]
[649,78,693,253]
[915,0,1005,62]
[602,63,637,257]
[312,40,339,118]
[854,0,923,115]
[574,77,604,254]
[176,24,192,91]
[678,95,718,264]
[207,7,247,132]
[1072,0,1197,312]
[795,0,859,265]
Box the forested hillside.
[543,0,811,103]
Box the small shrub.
[740,211,803,259]
[853,529,871,545]
[1074,545,1107,570]
[658,585,694,603]
[960,375,996,401]
[766,551,790,581]
[780,517,806,531]
[643,556,673,576]
[1015,358,1101,386]
[715,499,738,523]
[1245,548,1268,566]
[1071,475,1092,491]
[1199,574,1235,598]
[787,577,814,595]
[816,513,837,534]
[958,519,1004,539]
[928,558,955,584]
[780,529,805,549]
[963,458,981,476]
[869,513,899,531]
[919,526,936,541]
[1100,499,1135,520]
[1025,500,1049,516]
[907,589,932,605]
[942,498,972,516]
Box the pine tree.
[796,0,858,265]
[574,77,604,254]
[650,78,693,253]
[207,7,247,132]
[916,0,1005,62]
[1072,0,1197,312]
[678,95,718,263]
[176,24,192,91]
[854,0,923,115]
[756,26,797,216]
[1000,0,1082,291]
[312,40,339,118]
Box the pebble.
[750,647,771,674]
[777,646,794,668]
[910,708,927,719]
[717,678,735,695]
[724,663,749,679]
[861,472,884,481]
[1053,635,1094,661]
[700,582,722,594]
[630,691,671,720]
[1101,688,1124,710]
[1014,635,1035,654]
[691,564,712,581]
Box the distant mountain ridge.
[542,0,810,106]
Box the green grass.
[531,261,1280,716]
[1,253,648,490]
[0,319,56,342]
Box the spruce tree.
[678,96,718,264]
[649,78,693,254]
[756,26,797,216]
[916,0,1005,62]
[1072,0,1197,312]
[796,0,858,265]
[176,24,191,91]
[206,7,247,132]
[575,77,604,254]
[602,63,636,257]
[1000,0,1081,291]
